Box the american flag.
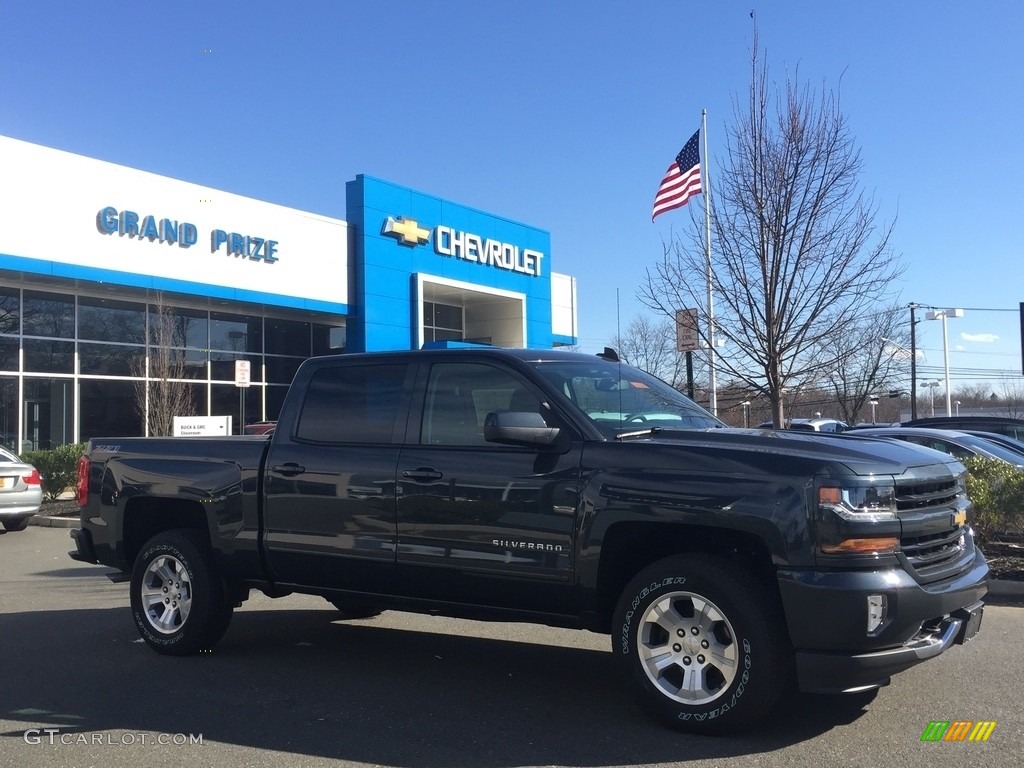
[651,130,702,221]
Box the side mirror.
[484,411,560,447]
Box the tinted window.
[150,305,208,349]
[0,288,20,335]
[23,339,74,373]
[312,324,346,355]
[958,434,1024,465]
[421,362,544,446]
[79,342,141,376]
[296,364,408,444]
[209,312,261,353]
[0,337,18,371]
[901,435,967,459]
[78,297,145,342]
[79,379,142,441]
[23,291,74,338]
[266,318,311,356]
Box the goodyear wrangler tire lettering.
[129,529,234,656]
[611,554,791,735]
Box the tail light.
[77,456,90,507]
[23,468,41,485]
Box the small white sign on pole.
[235,359,252,388]
[675,308,700,352]
[173,416,233,437]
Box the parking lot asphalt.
[3,525,1023,768]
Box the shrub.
[962,456,1024,543]
[21,443,87,501]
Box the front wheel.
[612,554,791,734]
[130,530,234,655]
[2,516,30,531]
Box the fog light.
[867,594,888,634]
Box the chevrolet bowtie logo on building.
[382,216,430,246]
[381,215,545,277]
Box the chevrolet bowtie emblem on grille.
[382,216,430,246]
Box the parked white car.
[0,446,43,532]
[758,417,849,432]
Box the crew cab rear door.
[395,358,581,613]
[262,358,414,590]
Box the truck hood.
[629,427,964,480]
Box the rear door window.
[296,363,409,444]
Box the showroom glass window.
[423,301,464,343]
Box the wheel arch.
[592,522,781,634]
[123,497,208,566]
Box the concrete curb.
[985,579,1024,605]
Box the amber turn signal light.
[821,537,899,555]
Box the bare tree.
[641,36,902,426]
[612,315,690,390]
[131,296,196,436]
[819,305,911,424]
[996,381,1024,418]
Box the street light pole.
[870,398,878,423]
[741,400,750,428]
[909,302,919,420]
[926,308,963,417]
[921,381,940,417]
[880,336,918,420]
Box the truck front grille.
[895,477,972,583]
[901,527,968,581]
[894,478,959,511]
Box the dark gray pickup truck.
[70,347,987,733]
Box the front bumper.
[794,601,983,693]
[778,549,988,694]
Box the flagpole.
[702,108,718,416]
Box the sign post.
[676,308,699,399]
[235,360,251,434]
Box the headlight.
[819,484,897,522]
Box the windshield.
[527,358,723,436]
[959,434,1024,465]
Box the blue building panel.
[0,252,349,315]
[346,175,556,353]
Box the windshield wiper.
[615,427,663,441]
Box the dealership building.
[0,135,578,452]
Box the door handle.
[402,468,443,482]
[272,463,306,476]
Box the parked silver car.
[0,446,43,531]
[850,427,1024,469]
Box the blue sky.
[2,1,1022,391]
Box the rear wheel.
[2,516,30,532]
[612,554,791,734]
[130,530,234,655]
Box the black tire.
[327,598,381,620]
[612,554,791,734]
[2,516,30,532]
[130,529,234,655]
